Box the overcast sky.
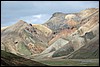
[1,1,99,27]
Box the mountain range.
[1,8,99,66]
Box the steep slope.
[32,24,52,37]
[1,50,47,66]
[44,8,98,46]
[35,8,99,59]
[1,26,9,32]
[1,20,49,57]
[32,38,69,59]
[43,12,66,32]
[32,24,53,42]
[43,8,98,33]
[65,37,99,59]
[55,9,98,57]
[52,11,99,58]
[79,8,98,19]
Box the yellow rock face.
[32,24,52,37]
[79,8,98,18]
[66,19,78,27]
[65,14,76,20]
[1,26,8,31]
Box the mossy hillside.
[1,50,47,66]
[18,42,32,56]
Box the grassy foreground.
[1,50,47,66]
[35,59,99,66]
[1,50,99,66]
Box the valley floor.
[33,59,99,66]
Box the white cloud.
[18,14,51,24]
[1,1,99,27]
[1,14,51,27]
[33,14,42,19]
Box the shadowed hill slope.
[1,50,47,66]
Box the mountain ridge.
[1,8,99,66]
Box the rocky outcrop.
[32,24,52,37]
[43,12,66,32]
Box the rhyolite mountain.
[1,20,53,57]
[1,8,99,66]
[35,8,99,59]
[43,8,98,32]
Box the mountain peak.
[52,12,65,17]
[13,20,28,27]
[17,20,27,24]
